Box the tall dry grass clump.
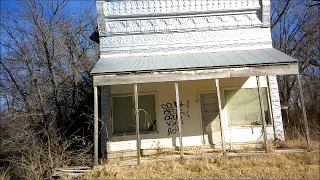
[85,151,319,180]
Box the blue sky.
[0,0,97,57]
[0,0,97,111]
[1,0,96,15]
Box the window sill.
[112,130,158,137]
[227,125,273,129]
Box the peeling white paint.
[268,75,285,140]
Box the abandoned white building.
[90,0,311,165]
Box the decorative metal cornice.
[95,0,272,56]
[98,0,260,17]
[100,28,270,47]
[100,13,262,36]
[101,41,273,56]
[261,0,271,27]
[99,28,272,56]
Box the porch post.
[256,76,270,153]
[215,79,227,155]
[296,73,311,151]
[94,86,99,165]
[134,84,141,164]
[174,82,184,160]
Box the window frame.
[111,92,158,136]
[222,87,273,128]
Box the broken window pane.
[112,94,157,134]
[225,88,270,126]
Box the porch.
[91,52,310,165]
[90,0,312,167]
[100,77,278,152]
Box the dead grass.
[85,151,319,179]
[276,139,320,150]
[85,140,320,179]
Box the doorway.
[200,93,221,145]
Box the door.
[200,93,220,145]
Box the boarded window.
[112,94,157,134]
[225,88,270,126]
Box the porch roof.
[91,48,297,75]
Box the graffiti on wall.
[161,101,190,135]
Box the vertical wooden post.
[215,79,227,155]
[286,109,289,123]
[297,73,311,151]
[94,86,99,166]
[134,84,141,164]
[256,76,270,153]
[175,82,183,160]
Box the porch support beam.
[94,86,99,166]
[296,73,311,151]
[175,82,184,160]
[93,63,299,86]
[215,79,227,155]
[134,84,141,164]
[256,76,270,153]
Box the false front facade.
[91,0,300,163]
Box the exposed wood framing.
[134,84,141,164]
[297,73,311,151]
[175,82,184,160]
[94,86,99,165]
[93,64,299,86]
[256,76,270,153]
[215,79,227,155]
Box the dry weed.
[85,151,319,179]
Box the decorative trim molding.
[262,0,271,27]
[95,0,272,57]
[262,6,271,27]
[97,1,107,34]
[100,41,272,56]
[98,0,260,17]
[100,28,271,47]
[100,13,262,35]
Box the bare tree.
[0,0,98,178]
[271,0,320,138]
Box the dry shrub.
[0,112,92,179]
[0,167,10,180]
[85,151,319,180]
[284,111,320,141]
[276,139,320,151]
